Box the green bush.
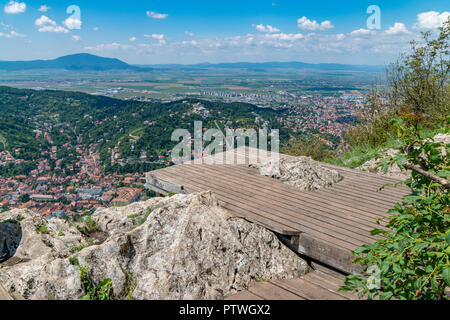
[340,117,449,300]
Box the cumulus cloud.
[350,28,376,36]
[185,31,194,37]
[417,11,449,29]
[146,11,168,19]
[254,24,280,33]
[0,30,25,38]
[129,36,137,42]
[35,15,69,33]
[72,35,81,41]
[265,33,303,41]
[84,42,132,51]
[145,33,165,40]
[4,1,26,14]
[385,23,410,35]
[93,26,99,31]
[38,5,50,12]
[336,33,345,40]
[297,16,334,31]
[63,17,82,30]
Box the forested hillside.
[0,86,287,176]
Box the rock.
[252,157,343,191]
[0,210,88,300]
[357,134,449,180]
[433,134,450,145]
[0,192,308,300]
[357,149,410,181]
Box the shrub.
[340,117,449,300]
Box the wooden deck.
[0,284,13,300]
[146,147,410,275]
[226,264,360,300]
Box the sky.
[0,0,449,65]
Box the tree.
[281,136,334,161]
[340,21,450,300]
[346,18,449,147]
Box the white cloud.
[385,23,410,35]
[38,5,50,12]
[146,11,168,19]
[4,1,26,14]
[350,28,376,36]
[0,30,25,38]
[297,16,334,31]
[63,17,82,30]
[72,35,81,41]
[254,24,280,33]
[93,26,99,31]
[265,33,303,41]
[84,42,132,51]
[129,36,137,42]
[336,33,345,40]
[185,31,194,37]
[417,11,449,29]
[35,15,69,33]
[146,33,165,40]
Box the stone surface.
[252,157,343,191]
[357,134,449,180]
[0,192,308,300]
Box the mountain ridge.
[0,53,145,71]
[0,53,384,72]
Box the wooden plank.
[296,233,362,275]
[188,164,397,219]
[272,278,347,300]
[302,272,357,300]
[163,165,380,243]
[0,284,13,301]
[184,164,389,231]
[156,169,367,249]
[225,291,264,300]
[247,282,305,300]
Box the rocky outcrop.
[0,192,308,300]
[357,148,409,181]
[357,134,449,180]
[252,157,343,191]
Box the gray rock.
[252,157,343,191]
[357,134,449,180]
[0,192,308,300]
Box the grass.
[325,135,402,169]
[36,224,48,234]
[130,207,155,230]
[326,127,445,169]
[69,256,80,267]
[70,238,94,254]
[122,268,136,300]
[79,264,112,301]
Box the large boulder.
[0,192,308,300]
[252,157,342,191]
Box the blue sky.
[0,0,449,65]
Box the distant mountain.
[0,53,147,71]
[139,61,384,72]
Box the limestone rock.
[0,192,308,300]
[357,134,449,180]
[253,157,343,191]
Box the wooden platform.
[146,147,409,275]
[0,284,13,301]
[226,264,360,300]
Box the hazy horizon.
[0,1,448,65]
